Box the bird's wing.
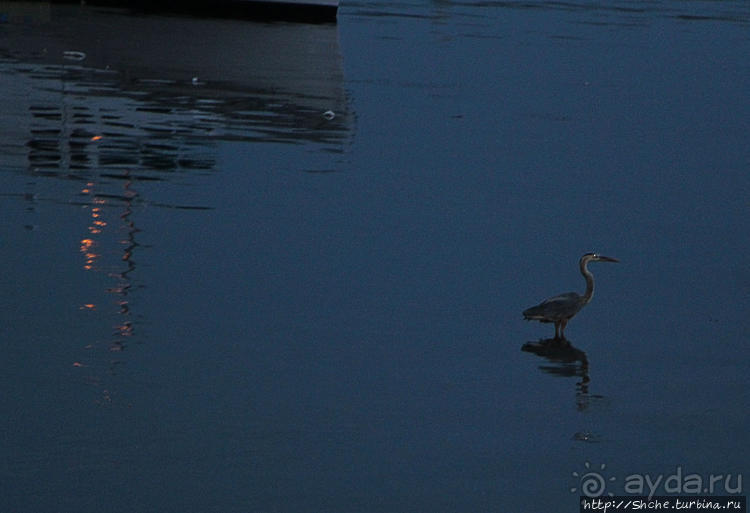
[523,292,581,320]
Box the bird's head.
[582,252,619,264]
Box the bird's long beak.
[598,255,619,263]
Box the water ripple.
[0,6,353,180]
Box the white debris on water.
[63,50,86,61]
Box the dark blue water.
[1,2,748,511]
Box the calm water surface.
[1,1,748,511]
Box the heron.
[523,253,619,340]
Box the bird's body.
[523,253,618,339]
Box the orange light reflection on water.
[76,176,140,367]
[80,237,98,270]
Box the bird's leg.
[554,321,561,340]
[560,319,568,340]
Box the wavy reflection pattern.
[1,4,352,403]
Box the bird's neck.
[580,260,595,303]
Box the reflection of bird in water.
[521,339,594,410]
[521,338,589,381]
[523,253,618,340]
